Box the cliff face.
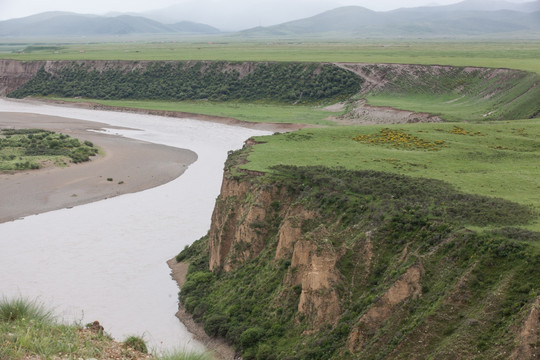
[179,164,540,360]
[207,175,343,329]
[0,60,44,96]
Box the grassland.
[240,120,540,231]
[1,40,540,74]
[48,97,340,125]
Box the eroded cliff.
[176,155,539,359]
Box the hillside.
[1,1,539,38]
[3,60,540,123]
[5,60,363,104]
[240,5,540,37]
[175,128,540,358]
[0,12,220,36]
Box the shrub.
[123,335,148,353]
[240,327,266,349]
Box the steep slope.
[176,155,540,359]
[5,60,362,103]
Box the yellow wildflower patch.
[353,128,445,151]
[449,126,484,136]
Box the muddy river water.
[0,99,269,353]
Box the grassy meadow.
[48,97,340,125]
[1,40,540,74]
[241,120,540,232]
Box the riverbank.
[0,111,197,223]
[168,259,237,360]
[24,97,309,133]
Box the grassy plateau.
[1,40,540,74]
[240,120,540,232]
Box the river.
[0,99,270,353]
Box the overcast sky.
[0,0,533,28]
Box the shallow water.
[0,99,269,352]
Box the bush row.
[8,61,363,103]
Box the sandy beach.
[0,112,197,223]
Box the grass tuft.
[158,350,215,360]
[0,297,53,323]
[124,335,148,354]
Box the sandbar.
[0,112,197,223]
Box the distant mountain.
[239,4,540,37]
[0,12,220,37]
[140,0,343,31]
[169,21,220,34]
[437,0,540,12]
[1,0,538,38]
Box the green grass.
[159,350,215,360]
[364,69,540,122]
[48,97,340,125]
[240,120,540,231]
[2,40,540,74]
[0,297,214,360]
[0,297,109,359]
[0,128,98,170]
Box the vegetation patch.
[177,164,540,359]
[48,97,340,126]
[8,61,363,104]
[361,65,540,122]
[0,298,114,359]
[0,298,214,360]
[0,128,98,171]
[353,128,446,151]
[239,120,540,231]
[449,126,484,136]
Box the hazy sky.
[0,0,533,27]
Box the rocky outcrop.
[208,176,287,272]
[289,236,342,330]
[207,175,343,329]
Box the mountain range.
[0,12,220,37]
[242,4,540,37]
[0,0,538,38]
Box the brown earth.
[511,296,540,359]
[332,99,443,125]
